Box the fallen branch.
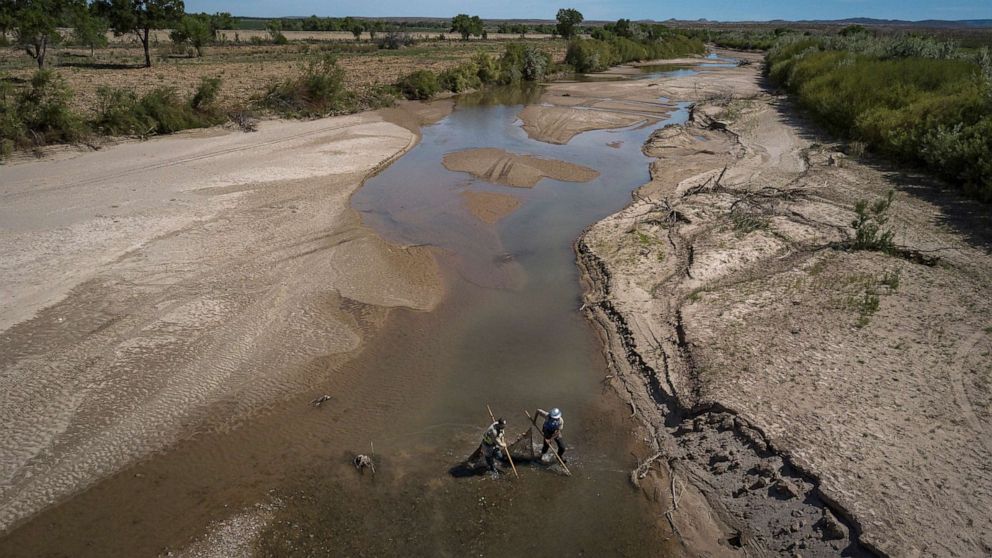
[630,451,664,487]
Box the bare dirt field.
[573,52,992,556]
[0,101,450,534]
[0,38,564,116]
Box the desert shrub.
[264,55,352,116]
[137,88,205,133]
[95,77,225,136]
[376,31,415,50]
[0,77,23,157]
[851,190,895,252]
[191,77,221,112]
[1,70,85,157]
[361,85,398,109]
[919,118,992,202]
[397,70,440,100]
[438,63,481,93]
[94,87,149,134]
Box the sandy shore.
[576,52,992,556]
[0,103,449,533]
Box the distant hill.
[788,18,992,28]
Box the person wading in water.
[481,418,507,477]
[536,408,566,462]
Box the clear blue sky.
[184,0,992,22]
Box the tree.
[72,4,109,56]
[8,0,82,68]
[170,14,210,56]
[95,0,184,68]
[367,20,384,40]
[349,21,363,40]
[266,20,287,44]
[555,8,583,40]
[450,13,482,40]
[614,18,632,38]
[207,11,232,41]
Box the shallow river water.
[0,73,693,557]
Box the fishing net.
[453,426,552,476]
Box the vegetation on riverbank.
[765,32,992,200]
[565,34,705,72]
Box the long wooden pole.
[486,404,518,478]
[525,410,572,476]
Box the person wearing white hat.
[536,407,566,462]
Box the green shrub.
[94,87,149,135]
[138,88,203,133]
[0,70,85,157]
[191,77,222,112]
[473,52,500,84]
[565,39,611,72]
[0,76,22,157]
[361,85,398,109]
[767,37,992,200]
[438,63,481,93]
[95,78,226,136]
[566,35,705,73]
[397,70,440,100]
[851,190,895,252]
[500,43,551,82]
[264,55,352,116]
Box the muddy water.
[0,85,689,556]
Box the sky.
[183,0,992,22]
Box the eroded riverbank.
[577,51,992,557]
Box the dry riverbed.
[0,101,450,534]
[569,52,992,556]
[2,48,990,558]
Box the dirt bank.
[0,102,449,534]
[577,52,992,556]
[442,147,600,187]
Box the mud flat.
[0,105,447,534]
[577,51,992,556]
[442,147,600,187]
[460,190,522,223]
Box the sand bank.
[0,105,448,533]
[442,147,599,188]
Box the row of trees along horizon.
[0,1,677,69]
